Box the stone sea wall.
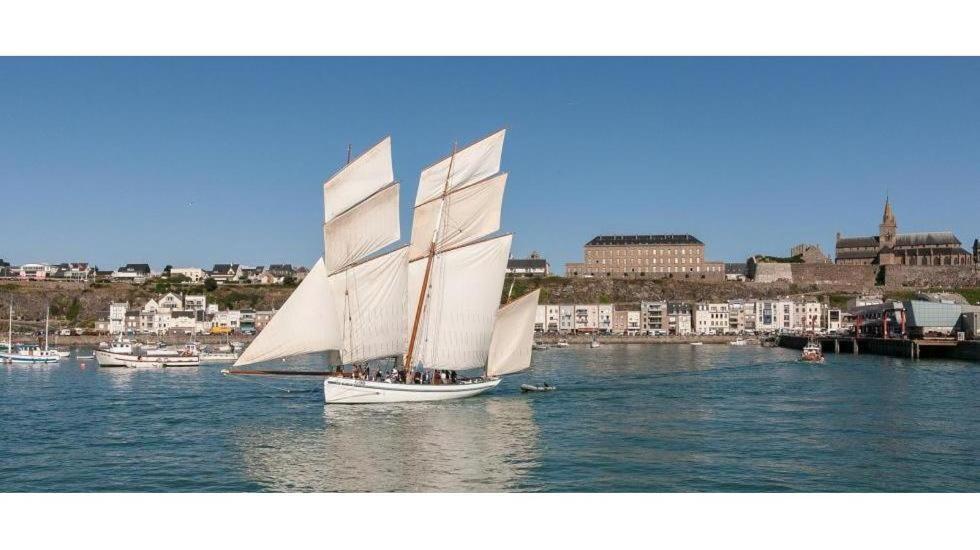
[882,265,980,288]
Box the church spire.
[882,195,895,225]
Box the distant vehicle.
[210,326,232,335]
[58,329,72,336]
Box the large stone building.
[835,199,973,266]
[565,234,725,280]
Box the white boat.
[520,383,556,393]
[54,349,71,358]
[689,341,703,346]
[801,339,824,363]
[97,341,199,368]
[228,130,538,404]
[1,303,61,364]
[555,339,569,348]
[590,333,601,348]
[728,338,747,346]
[119,355,201,368]
[532,342,549,350]
[200,351,238,363]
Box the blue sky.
[2,57,978,271]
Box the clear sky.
[2,57,978,271]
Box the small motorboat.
[801,340,824,363]
[689,341,703,346]
[532,342,549,351]
[521,383,556,393]
[76,354,95,360]
[590,334,601,348]
[555,339,569,348]
[728,338,747,346]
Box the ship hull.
[96,350,199,368]
[324,377,501,404]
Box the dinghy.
[520,383,556,393]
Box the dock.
[778,334,980,361]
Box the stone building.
[835,198,973,266]
[790,243,831,263]
[565,234,725,280]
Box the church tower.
[878,197,898,264]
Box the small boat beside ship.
[521,383,556,393]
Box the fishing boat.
[801,339,824,363]
[1,304,61,364]
[97,341,200,368]
[728,338,747,346]
[227,130,538,404]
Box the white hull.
[200,352,238,363]
[324,377,501,404]
[97,349,199,368]
[1,353,59,364]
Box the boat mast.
[404,142,457,380]
[45,304,50,351]
[7,300,12,352]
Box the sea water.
[1,345,977,491]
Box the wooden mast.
[404,142,457,381]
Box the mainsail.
[487,289,540,377]
[327,246,408,365]
[406,234,512,371]
[233,258,341,367]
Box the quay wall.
[535,334,738,345]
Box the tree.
[204,277,218,292]
[281,275,297,287]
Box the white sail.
[233,258,341,367]
[323,136,393,224]
[409,173,506,261]
[406,234,512,371]
[487,289,540,377]
[324,182,400,272]
[328,247,408,365]
[415,129,505,206]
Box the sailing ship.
[227,130,538,404]
[1,303,61,364]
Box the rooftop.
[587,234,703,246]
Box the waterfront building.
[558,304,575,332]
[169,267,205,283]
[727,300,757,333]
[793,301,824,331]
[835,198,973,266]
[544,305,560,332]
[667,302,692,335]
[754,300,795,332]
[611,306,641,335]
[694,302,729,335]
[534,305,546,332]
[572,304,613,332]
[825,308,843,332]
[640,301,667,335]
[565,234,725,280]
[506,251,550,277]
[254,310,275,331]
[108,302,128,334]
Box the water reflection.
[234,397,540,492]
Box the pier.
[778,334,979,361]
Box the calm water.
[1,345,977,492]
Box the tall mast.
[44,304,49,351]
[404,141,457,380]
[7,300,12,352]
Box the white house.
[109,302,129,334]
[169,267,205,283]
[694,303,729,335]
[158,292,183,311]
[184,295,206,312]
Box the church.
[835,199,973,266]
